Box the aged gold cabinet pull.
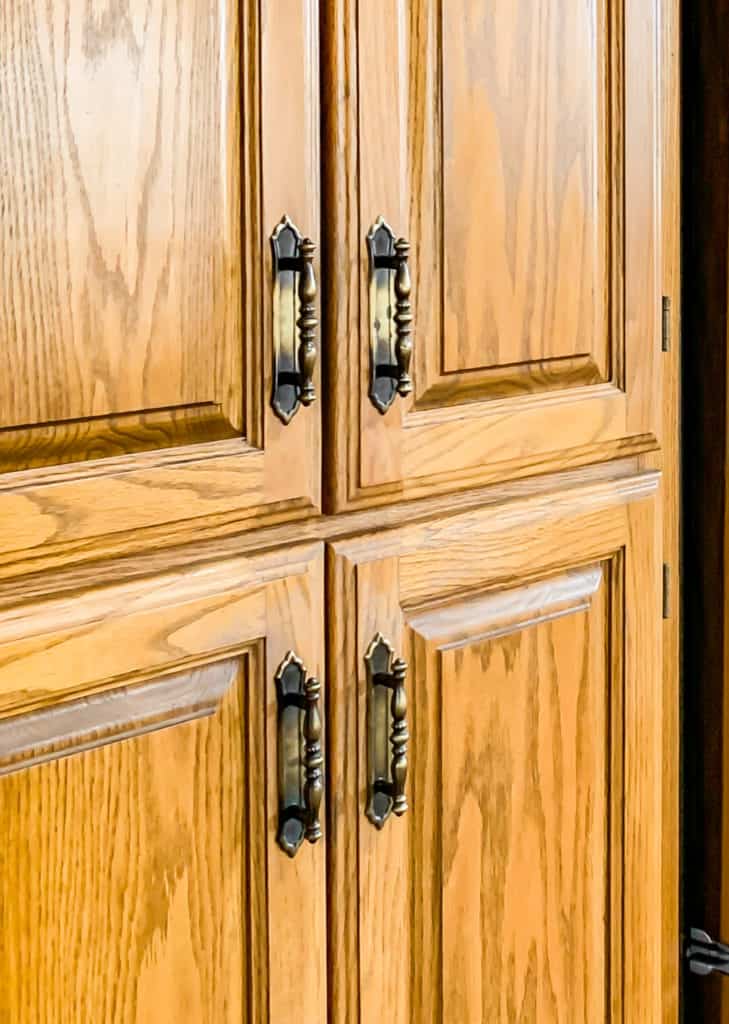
[270,216,318,424]
[365,633,409,828]
[275,651,323,857]
[367,218,413,413]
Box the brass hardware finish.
[270,216,318,424]
[365,632,409,829]
[275,650,324,857]
[367,218,413,413]
[662,295,672,352]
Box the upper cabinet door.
[0,1,319,574]
[323,0,661,511]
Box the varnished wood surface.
[327,471,663,1022]
[0,541,327,1023]
[322,0,662,512]
[0,455,651,608]
[0,659,239,777]
[0,2,680,1021]
[0,0,321,565]
[0,661,249,1024]
[0,0,245,433]
[440,0,608,378]
[436,585,609,1020]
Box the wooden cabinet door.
[323,0,662,510]
[0,1,320,576]
[327,469,664,1021]
[0,542,326,1022]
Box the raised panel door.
[323,0,661,509]
[0,541,326,1022]
[0,1,320,576]
[327,469,664,1021]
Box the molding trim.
[0,658,240,776]
[407,565,604,650]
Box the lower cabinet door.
[0,543,326,1023]
[328,470,663,1023]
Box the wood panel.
[322,0,662,510]
[0,0,320,573]
[327,470,663,1022]
[0,540,326,1023]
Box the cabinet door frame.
[0,0,320,580]
[0,539,326,1021]
[327,468,664,1021]
[322,0,664,512]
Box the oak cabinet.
[0,542,327,1021]
[327,471,663,1023]
[322,0,662,512]
[0,0,678,1022]
[0,0,321,575]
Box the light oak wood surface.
[0,1,680,1021]
[322,0,662,512]
[327,471,663,1023]
[0,542,327,1023]
[0,0,321,573]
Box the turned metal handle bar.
[365,633,409,829]
[275,651,323,858]
[270,217,318,425]
[367,218,413,413]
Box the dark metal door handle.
[275,651,323,857]
[365,633,409,828]
[367,218,413,414]
[270,216,318,424]
[686,928,729,977]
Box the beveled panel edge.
[0,657,240,777]
[407,564,603,650]
[0,404,240,474]
[0,541,321,651]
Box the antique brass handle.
[365,633,409,828]
[275,651,323,857]
[367,218,413,413]
[270,216,318,425]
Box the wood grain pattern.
[321,0,662,512]
[0,0,244,434]
[0,540,327,1023]
[436,591,609,1021]
[441,0,609,378]
[0,452,646,586]
[0,658,239,776]
[0,0,321,573]
[0,660,249,1024]
[327,471,663,1022]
